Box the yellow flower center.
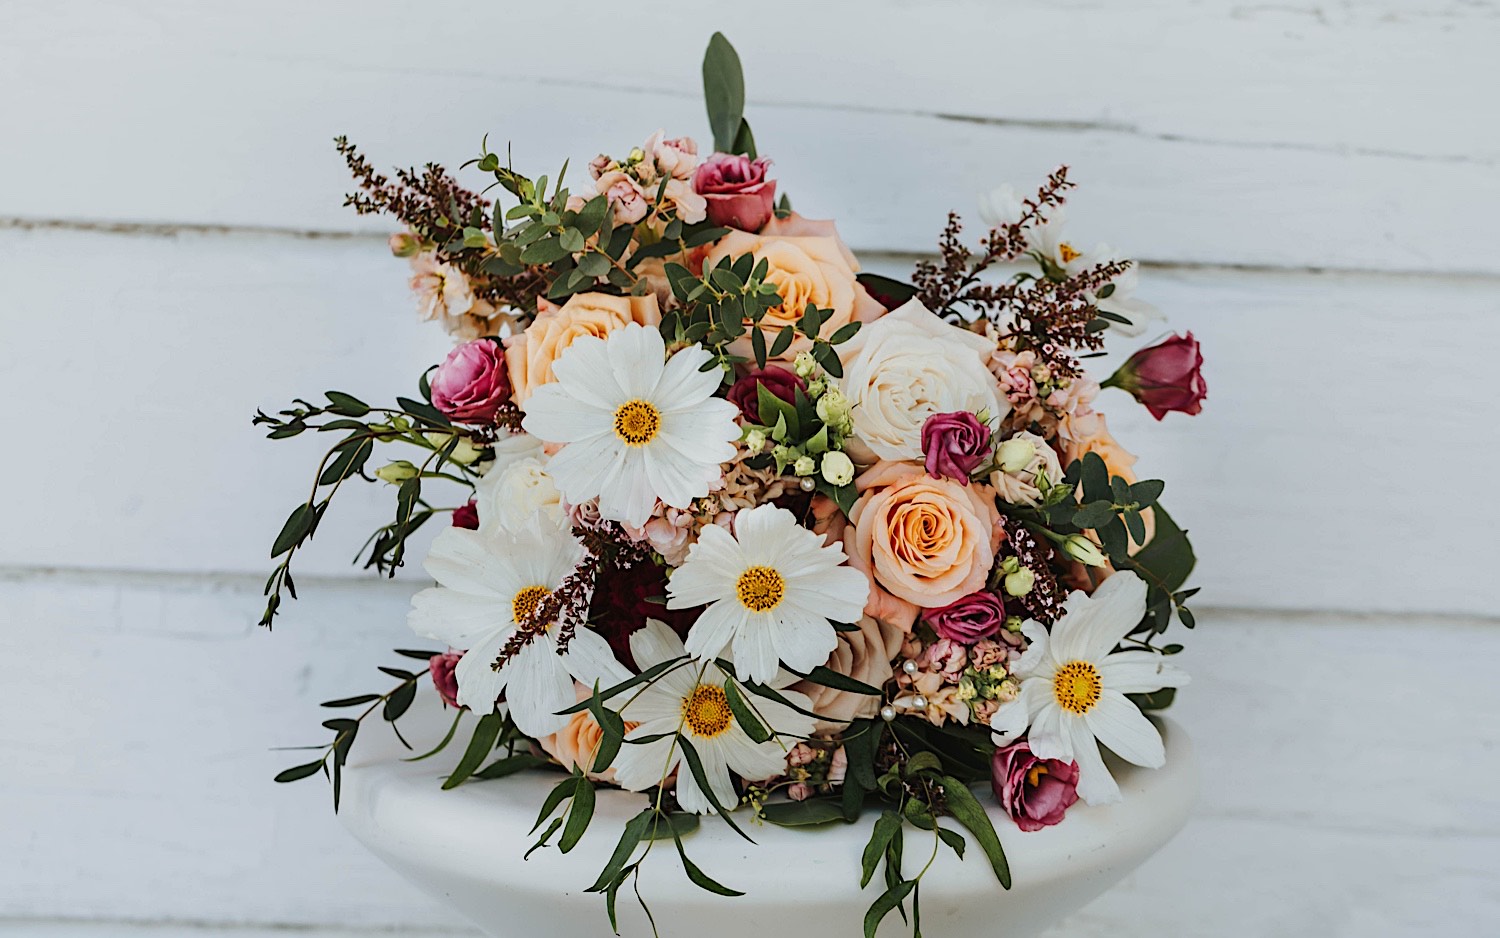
[1058,242,1082,263]
[612,399,661,446]
[735,565,786,613]
[511,584,551,626]
[681,684,734,738]
[1026,764,1050,787]
[1052,660,1102,714]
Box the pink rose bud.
[693,153,777,232]
[430,339,512,423]
[451,499,479,530]
[429,652,463,709]
[1104,332,1207,420]
[920,411,993,484]
[925,590,1006,643]
[991,739,1080,832]
[727,366,806,423]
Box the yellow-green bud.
[387,232,421,258]
[1000,556,1021,575]
[793,455,817,476]
[745,428,768,452]
[821,451,855,486]
[793,351,818,378]
[1004,615,1024,632]
[815,387,852,432]
[1003,567,1036,597]
[425,432,483,465]
[1063,534,1108,567]
[996,437,1038,473]
[375,460,419,484]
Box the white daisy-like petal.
[988,695,1031,745]
[453,630,511,715]
[1097,650,1191,694]
[561,627,633,688]
[542,432,626,506]
[606,322,667,399]
[421,527,517,598]
[1057,571,1147,662]
[409,587,505,649]
[730,617,781,683]
[547,334,624,411]
[1012,619,1055,680]
[1028,704,1073,762]
[1086,690,1167,768]
[681,599,744,663]
[1069,716,1121,805]
[504,637,576,736]
[651,342,721,409]
[517,385,612,442]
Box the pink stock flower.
[595,170,650,224]
[430,339,512,423]
[1105,332,1207,420]
[451,500,479,530]
[991,739,1080,831]
[925,590,1006,643]
[726,366,805,422]
[429,652,462,709]
[693,153,777,231]
[920,411,993,484]
[921,638,969,682]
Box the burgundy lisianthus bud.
[429,652,463,709]
[430,339,512,423]
[991,740,1080,832]
[727,366,806,423]
[920,411,993,484]
[1106,332,1207,420]
[693,153,777,231]
[451,499,479,530]
[926,590,1006,643]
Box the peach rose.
[701,229,883,362]
[505,292,661,406]
[536,683,640,783]
[846,462,1003,629]
[792,614,904,736]
[761,212,860,272]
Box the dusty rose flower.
[694,153,777,231]
[451,500,479,530]
[921,411,993,484]
[428,652,462,708]
[595,170,650,224]
[970,637,1008,670]
[643,130,700,181]
[727,366,806,422]
[926,590,1006,643]
[1106,332,1207,420]
[786,742,817,768]
[991,740,1080,832]
[431,339,512,423]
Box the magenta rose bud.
[991,740,1080,832]
[429,652,463,709]
[451,499,479,530]
[430,339,512,423]
[1104,332,1207,420]
[926,590,1006,643]
[693,153,777,232]
[727,366,806,423]
[920,411,993,484]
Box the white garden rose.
[835,299,1007,463]
[473,433,555,532]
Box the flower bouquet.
[260,33,1206,937]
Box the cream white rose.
[835,299,1007,463]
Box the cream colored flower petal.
[453,629,511,716]
[769,608,838,675]
[674,738,737,814]
[988,696,1031,745]
[421,527,519,599]
[1011,620,1055,680]
[545,333,623,411]
[628,619,691,672]
[610,731,678,792]
[562,627,632,688]
[644,437,717,509]
[651,342,723,411]
[1069,714,1122,805]
[1097,650,1190,695]
[1086,690,1167,769]
[595,446,657,527]
[730,612,782,684]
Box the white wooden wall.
[3,2,1498,935]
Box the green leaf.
[587,808,654,892]
[559,777,596,853]
[531,774,581,834]
[382,680,416,722]
[677,736,754,843]
[1130,478,1165,507]
[724,681,771,743]
[395,396,451,428]
[525,816,564,860]
[828,321,861,345]
[474,753,550,779]
[731,118,757,162]
[939,776,1011,888]
[769,325,796,358]
[403,710,464,763]
[324,391,370,417]
[1079,451,1111,503]
[860,810,902,887]
[759,797,850,827]
[702,32,747,154]
[863,879,916,938]
[1130,687,1178,711]
[271,503,315,557]
[672,827,745,896]
[1129,504,1196,593]
[855,272,920,309]
[441,712,504,790]
[577,251,610,278]
[559,228,586,253]
[320,693,380,708]
[1072,500,1117,531]
[274,760,324,783]
[789,665,881,696]
[936,825,967,858]
[642,810,700,841]
[520,237,570,265]
[559,656,689,714]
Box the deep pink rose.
[926,590,1006,643]
[430,339,512,423]
[727,366,805,423]
[429,652,462,709]
[920,411,993,484]
[451,499,479,530]
[1106,332,1207,420]
[693,153,777,232]
[992,740,1080,832]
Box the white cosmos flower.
[609,621,815,814]
[988,571,1189,805]
[667,504,869,684]
[1080,243,1163,338]
[520,323,741,529]
[407,524,628,737]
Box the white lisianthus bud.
[1063,534,1108,567]
[815,387,852,431]
[805,378,826,398]
[1003,567,1036,597]
[996,437,1038,473]
[425,432,483,465]
[793,455,817,476]
[375,460,419,483]
[793,351,818,378]
[745,428,768,452]
[821,451,855,486]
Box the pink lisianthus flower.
[428,652,463,709]
[1104,332,1207,420]
[450,500,479,530]
[430,339,512,423]
[991,739,1080,831]
[693,153,777,231]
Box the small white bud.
[1063,534,1108,567]
[793,351,818,378]
[820,451,856,486]
[375,460,419,484]
[1003,567,1036,597]
[793,455,817,476]
[996,437,1038,473]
